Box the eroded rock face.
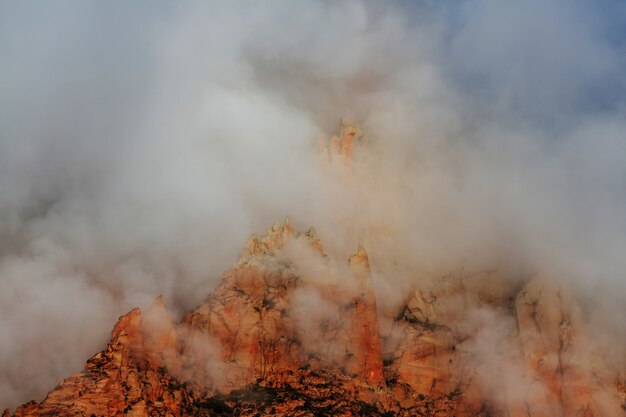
[4,222,394,416]
[512,276,625,417]
[182,221,386,399]
[6,114,626,415]
[21,305,193,417]
[6,220,626,417]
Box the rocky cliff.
[4,120,625,416]
[5,219,625,416]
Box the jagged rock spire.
[237,218,324,266]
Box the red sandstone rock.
[5,222,625,416]
[4,121,625,417]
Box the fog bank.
[1,0,625,408]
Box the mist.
[1,0,625,409]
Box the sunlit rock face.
[5,222,625,417]
[510,276,624,417]
[5,121,625,417]
[4,223,485,416]
[8,305,191,417]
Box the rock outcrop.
[4,120,625,416]
[5,221,625,416]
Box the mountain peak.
[5,124,625,417]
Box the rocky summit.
[4,121,625,417]
[4,219,625,417]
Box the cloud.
[0,0,625,409]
